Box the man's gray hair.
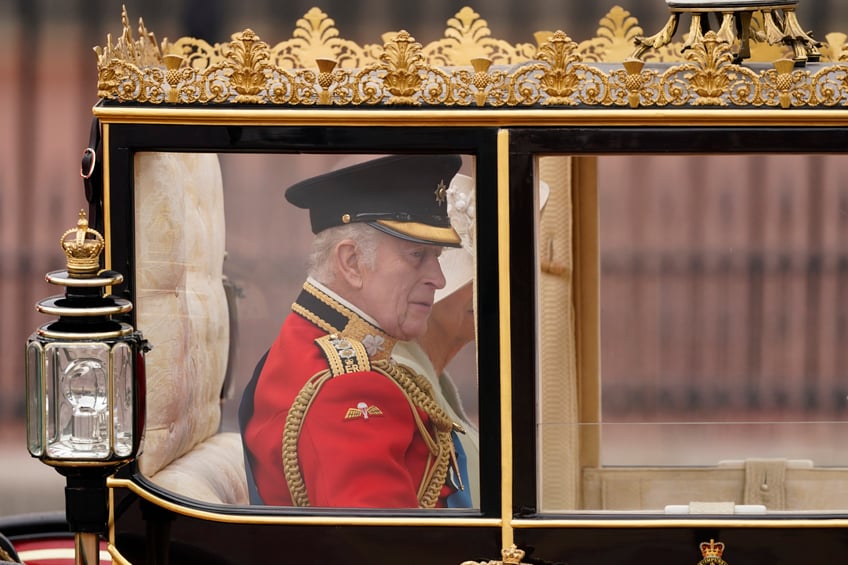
[308,223,381,284]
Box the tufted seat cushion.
[146,433,248,505]
[133,152,247,504]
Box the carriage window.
[537,153,848,514]
[132,151,479,509]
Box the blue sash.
[446,430,473,508]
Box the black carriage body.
[87,112,848,564]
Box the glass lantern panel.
[44,341,113,460]
[26,339,44,457]
[112,341,134,458]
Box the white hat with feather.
[435,174,549,303]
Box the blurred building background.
[2,0,848,517]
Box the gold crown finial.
[60,210,105,277]
[501,545,526,565]
[699,539,728,565]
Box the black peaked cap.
[285,154,463,247]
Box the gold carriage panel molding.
[95,4,848,108]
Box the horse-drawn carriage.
[8,2,848,563]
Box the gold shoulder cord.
[374,359,455,509]
[282,360,455,508]
[282,369,335,507]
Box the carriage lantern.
[25,210,147,564]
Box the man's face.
[358,233,446,340]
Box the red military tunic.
[242,280,459,508]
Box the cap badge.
[344,401,384,421]
[434,179,447,206]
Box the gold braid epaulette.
[281,359,455,508]
[315,334,371,375]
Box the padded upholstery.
[144,433,248,504]
[583,459,848,512]
[133,152,247,505]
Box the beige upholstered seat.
[141,433,247,504]
[583,459,848,512]
[133,152,248,506]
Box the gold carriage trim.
[459,544,530,565]
[96,5,848,109]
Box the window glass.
[537,153,848,514]
[133,152,479,509]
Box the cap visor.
[373,220,461,247]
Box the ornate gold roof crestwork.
[94,5,848,109]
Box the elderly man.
[240,154,471,509]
